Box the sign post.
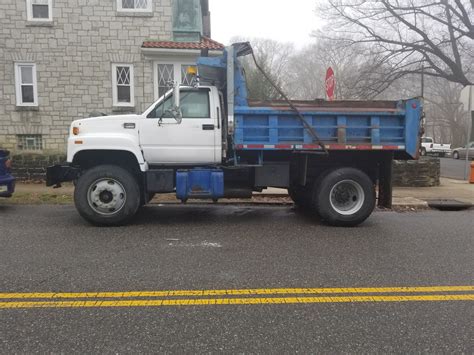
[460,85,473,180]
[325,67,335,101]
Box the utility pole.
[465,86,472,180]
[421,64,425,98]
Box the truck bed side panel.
[234,99,422,159]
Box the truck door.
[140,88,222,165]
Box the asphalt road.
[0,204,473,353]
[440,157,471,180]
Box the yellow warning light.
[187,66,197,76]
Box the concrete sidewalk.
[393,178,474,206]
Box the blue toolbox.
[176,169,224,202]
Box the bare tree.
[317,0,474,87]
[287,39,406,100]
[231,37,295,100]
[424,77,470,146]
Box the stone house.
[0,0,223,155]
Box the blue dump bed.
[197,45,423,160]
[234,98,422,159]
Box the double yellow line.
[0,286,473,309]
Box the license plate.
[0,186,8,193]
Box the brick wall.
[12,154,66,182]
[0,0,173,153]
[393,158,440,187]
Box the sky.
[210,0,321,48]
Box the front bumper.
[0,175,15,197]
[46,165,80,187]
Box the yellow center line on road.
[0,294,473,309]
[1,286,474,300]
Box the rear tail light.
[430,144,434,148]
[5,159,12,171]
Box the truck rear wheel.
[312,168,375,227]
[74,165,141,226]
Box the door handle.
[202,124,215,131]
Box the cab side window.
[180,91,210,118]
[147,95,173,119]
[147,89,210,119]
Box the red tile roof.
[142,37,224,51]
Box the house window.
[15,63,38,106]
[17,135,43,151]
[157,64,175,99]
[154,62,197,100]
[117,0,152,12]
[112,64,135,107]
[26,0,53,21]
[181,65,197,86]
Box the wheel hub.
[99,190,113,204]
[329,180,365,216]
[87,179,127,216]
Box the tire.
[420,147,427,156]
[311,168,375,227]
[74,165,141,226]
[288,184,312,208]
[453,151,459,160]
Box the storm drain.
[426,199,473,211]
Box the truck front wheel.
[312,168,375,227]
[74,165,141,226]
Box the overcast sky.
[210,0,321,47]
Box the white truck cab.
[67,86,223,169]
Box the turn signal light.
[72,127,80,135]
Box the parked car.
[0,149,15,198]
[420,137,451,157]
[452,142,474,160]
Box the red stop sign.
[326,67,335,101]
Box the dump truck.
[47,43,423,227]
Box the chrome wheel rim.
[87,178,126,216]
[329,180,365,216]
